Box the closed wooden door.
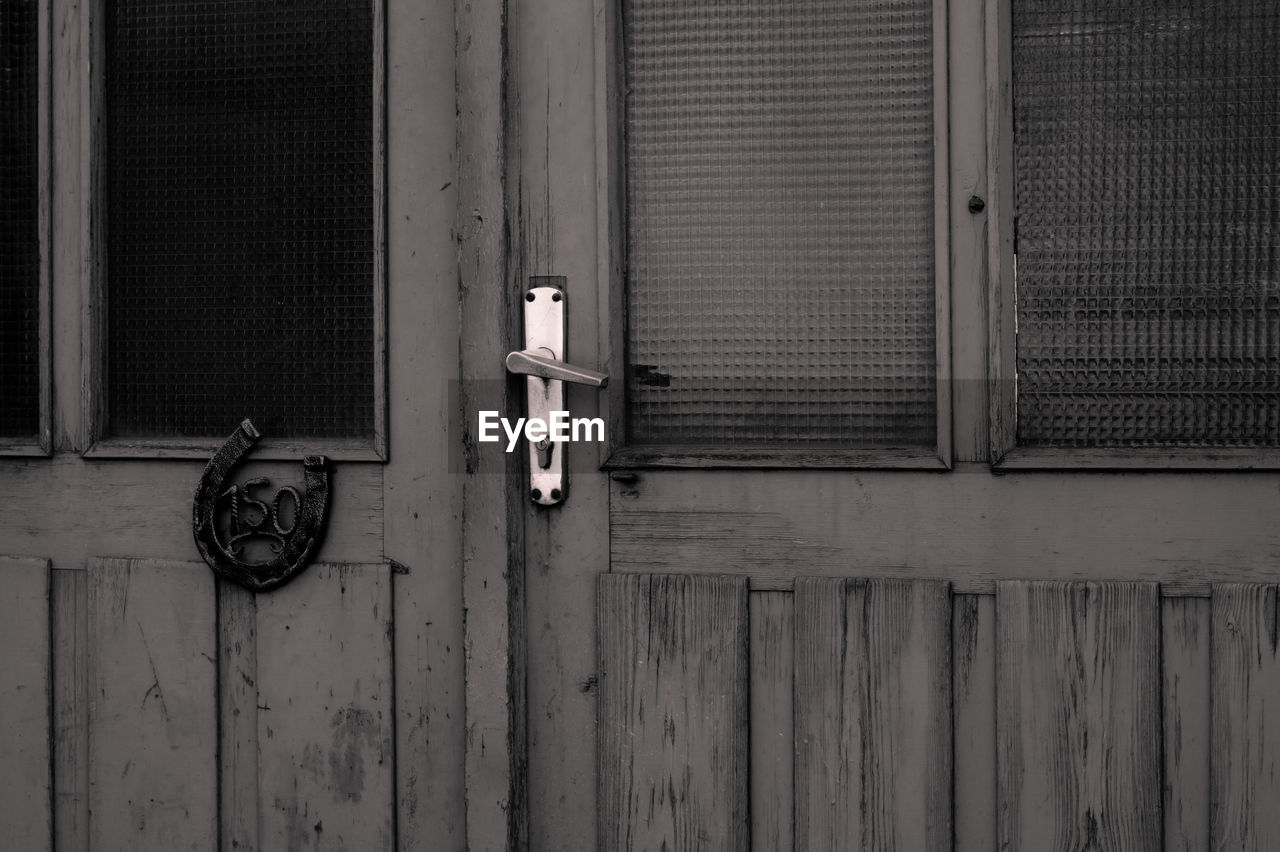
[0,0,463,850]
[505,0,1280,849]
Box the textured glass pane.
[106,0,374,440]
[0,0,39,439]
[1014,0,1280,447]
[625,0,936,446]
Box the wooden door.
[0,0,465,850]
[505,0,1280,849]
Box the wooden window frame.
[985,0,1280,470]
[78,0,389,463]
[596,0,953,471]
[0,0,52,457]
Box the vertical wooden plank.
[949,0,990,462]
[88,558,217,852]
[51,0,85,451]
[794,578,952,852]
[597,573,750,851]
[997,580,1161,852]
[1211,583,1280,850]
[985,0,1017,461]
[53,566,88,852]
[953,593,997,852]
[749,590,794,852]
[0,557,51,851]
[219,582,259,852]
[1164,595,1210,851]
[456,0,524,841]
[257,563,394,851]
[383,0,467,843]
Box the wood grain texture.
[793,578,952,852]
[456,0,524,841]
[949,0,989,462]
[611,467,1280,590]
[1210,583,1280,851]
[51,0,85,451]
[953,593,997,852]
[985,0,1017,462]
[513,0,615,845]
[88,558,218,852]
[997,581,1161,852]
[1164,595,1211,851]
[53,567,88,852]
[382,0,467,845]
[0,456,382,568]
[931,0,952,469]
[749,591,794,852]
[0,558,51,851]
[597,574,749,851]
[219,581,259,852]
[256,563,394,852]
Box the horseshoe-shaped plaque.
[193,419,330,592]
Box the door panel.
[595,578,1280,849]
[794,578,952,852]
[0,558,52,852]
[255,563,395,851]
[88,558,219,852]
[0,1,462,848]
[996,582,1162,851]
[596,574,750,850]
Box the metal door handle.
[505,349,608,388]
[506,282,607,507]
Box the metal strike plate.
[523,285,567,505]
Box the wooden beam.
[382,0,467,845]
[456,0,525,844]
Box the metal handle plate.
[504,284,608,506]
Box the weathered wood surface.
[456,0,524,842]
[88,558,217,852]
[256,563,394,851]
[950,0,990,463]
[1211,583,1280,851]
[749,591,794,852]
[794,578,952,852]
[1164,595,1211,851]
[611,468,1280,590]
[219,582,259,852]
[53,566,88,852]
[953,593,996,852]
[597,574,749,851]
[0,558,51,852]
[382,0,467,844]
[0,456,382,568]
[514,0,616,842]
[997,581,1162,851]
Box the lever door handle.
[505,349,608,388]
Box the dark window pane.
[106,0,375,440]
[1013,0,1280,447]
[0,0,40,439]
[624,0,936,447]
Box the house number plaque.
[193,419,330,592]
